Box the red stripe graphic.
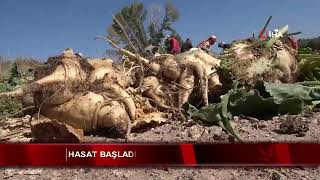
[273,144,292,164]
[0,144,319,166]
[179,144,197,165]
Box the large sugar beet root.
[220,39,298,85]
[142,76,173,109]
[87,58,136,120]
[0,48,168,142]
[0,49,90,105]
[41,92,130,134]
[88,58,131,88]
[122,48,222,107]
[87,58,114,83]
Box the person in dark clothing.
[164,35,171,52]
[218,42,231,50]
[181,38,193,52]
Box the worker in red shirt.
[288,36,298,50]
[285,36,299,56]
[197,35,217,56]
[164,35,181,55]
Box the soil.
[1,111,320,180]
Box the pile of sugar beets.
[0,25,300,142]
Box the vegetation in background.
[298,47,313,54]
[1,4,320,142]
[0,64,23,119]
[147,2,182,50]
[295,37,320,81]
[0,57,39,119]
[298,37,320,51]
[107,2,182,56]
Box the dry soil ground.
[1,111,320,180]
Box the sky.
[0,0,320,60]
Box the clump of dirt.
[278,115,309,137]
[31,118,84,143]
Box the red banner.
[0,144,319,166]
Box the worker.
[287,36,298,50]
[164,35,181,55]
[287,36,299,56]
[181,38,193,52]
[281,34,299,56]
[197,35,217,56]
[218,42,231,50]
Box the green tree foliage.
[148,22,163,46]
[0,63,23,118]
[298,37,320,50]
[107,2,182,55]
[107,2,148,52]
[298,47,313,54]
[148,2,182,47]
[8,62,21,86]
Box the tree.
[8,62,21,86]
[298,37,320,50]
[147,2,182,48]
[107,2,148,53]
[106,2,182,56]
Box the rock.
[310,118,318,125]
[213,131,229,141]
[154,129,161,134]
[258,121,268,129]
[3,168,43,179]
[278,115,309,137]
[84,168,91,173]
[239,126,250,133]
[272,171,286,180]
[233,116,239,121]
[18,168,43,175]
[122,173,129,178]
[187,125,202,139]
[4,169,17,178]
[208,126,223,136]
[185,119,197,127]
[179,129,188,138]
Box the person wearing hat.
[196,35,217,56]
[164,35,181,55]
[181,38,193,53]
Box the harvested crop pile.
[121,48,222,107]
[1,25,318,142]
[219,27,299,87]
[0,48,168,142]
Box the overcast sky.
[0,0,319,60]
